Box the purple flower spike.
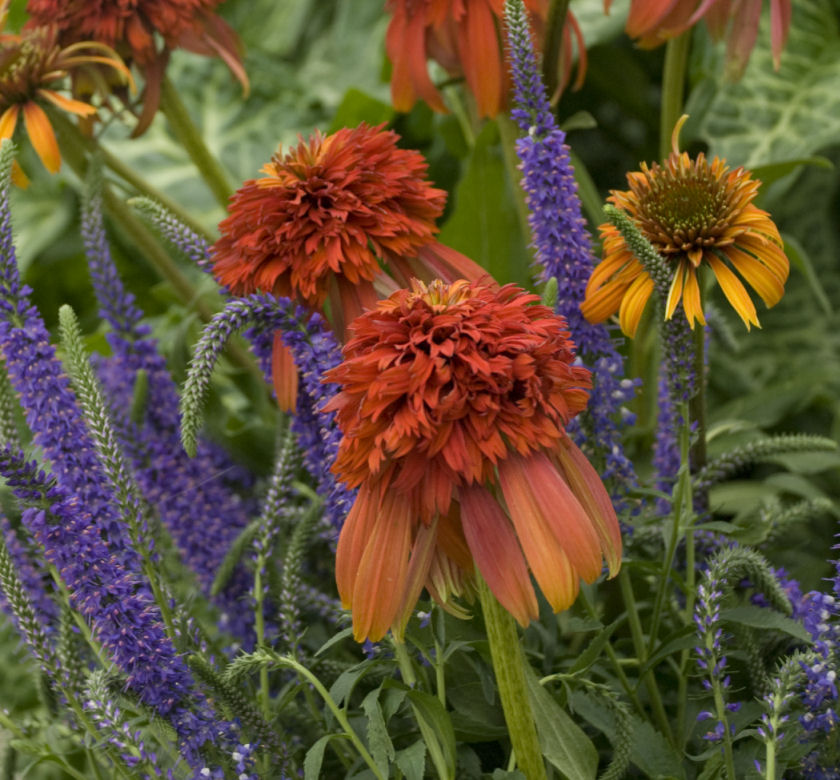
[504,0,638,503]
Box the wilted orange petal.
[460,483,539,627]
[351,488,414,641]
[554,438,622,577]
[499,451,602,610]
[271,332,298,413]
[22,102,60,174]
[770,0,791,69]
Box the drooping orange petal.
[724,0,762,78]
[391,517,439,642]
[271,331,298,413]
[554,438,622,577]
[22,102,60,174]
[770,0,791,69]
[498,450,602,611]
[412,242,491,285]
[335,276,379,343]
[456,0,503,117]
[460,483,539,627]
[626,0,680,40]
[707,255,759,329]
[335,483,380,608]
[351,488,414,642]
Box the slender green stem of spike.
[659,31,691,159]
[617,567,675,744]
[690,322,708,477]
[648,400,692,653]
[478,575,547,780]
[275,655,385,780]
[49,109,211,242]
[393,639,418,687]
[159,76,234,209]
[568,149,604,230]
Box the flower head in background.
[212,123,486,410]
[616,0,791,78]
[324,279,622,642]
[24,0,247,135]
[385,0,586,117]
[582,119,789,336]
[0,12,130,185]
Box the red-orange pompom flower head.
[323,279,622,643]
[0,4,131,186]
[25,0,247,134]
[212,123,486,411]
[581,120,789,337]
[385,0,587,118]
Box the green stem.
[280,656,385,780]
[578,589,644,716]
[568,149,604,232]
[617,568,674,744]
[542,0,571,100]
[434,633,447,708]
[647,400,691,653]
[689,323,708,478]
[159,76,234,209]
[51,111,212,242]
[659,32,691,159]
[712,675,737,780]
[477,576,547,780]
[393,640,418,687]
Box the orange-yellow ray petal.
[681,265,706,329]
[707,255,759,329]
[665,261,687,320]
[554,438,622,577]
[0,104,20,141]
[22,102,60,174]
[460,483,539,627]
[618,273,656,337]
[726,245,786,307]
[37,89,97,117]
[351,488,414,642]
[736,234,790,283]
[11,160,29,188]
[498,451,602,610]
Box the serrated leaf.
[720,606,811,643]
[567,615,625,675]
[523,665,598,780]
[698,0,840,167]
[395,741,426,780]
[405,689,457,780]
[362,687,395,776]
[304,734,340,780]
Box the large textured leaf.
[697,0,840,166]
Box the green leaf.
[438,122,531,287]
[698,0,840,167]
[405,689,457,780]
[783,234,833,316]
[210,519,261,596]
[361,687,395,777]
[304,734,341,780]
[720,606,812,643]
[567,615,625,675]
[328,88,395,133]
[395,741,426,780]
[523,665,598,780]
[750,157,834,188]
